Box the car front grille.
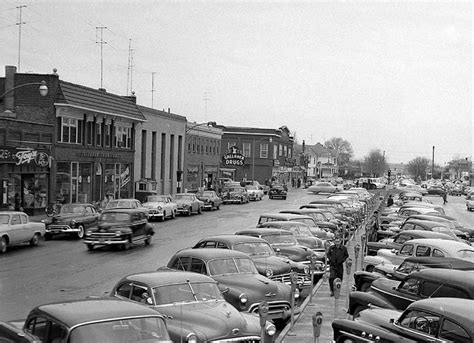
[248,300,291,316]
[270,273,312,287]
[89,233,122,241]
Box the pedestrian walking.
[442,189,448,204]
[326,237,349,296]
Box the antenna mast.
[96,26,107,89]
[16,5,27,72]
[126,39,132,95]
[151,72,156,108]
[203,91,210,122]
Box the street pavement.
[276,210,375,343]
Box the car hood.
[272,244,313,262]
[368,241,399,250]
[155,301,259,340]
[174,199,191,205]
[252,255,292,274]
[370,277,400,294]
[46,213,80,223]
[214,273,290,301]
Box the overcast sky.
[1,0,472,165]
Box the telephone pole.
[96,26,107,89]
[16,5,27,72]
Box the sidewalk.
[276,221,369,342]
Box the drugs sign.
[223,146,245,166]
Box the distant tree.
[363,150,388,177]
[407,157,430,181]
[324,137,353,166]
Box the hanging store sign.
[223,146,245,166]
[0,146,50,167]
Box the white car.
[0,211,45,253]
[245,185,264,201]
[363,238,474,271]
[142,195,177,221]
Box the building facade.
[184,122,222,192]
[306,142,338,179]
[219,125,296,186]
[134,106,186,201]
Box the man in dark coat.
[387,194,394,207]
[326,237,349,296]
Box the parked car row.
[333,186,474,342]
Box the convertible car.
[333,298,474,343]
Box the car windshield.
[173,195,194,201]
[153,282,223,305]
[69,317,171,342]
[0,214,10,224]
[100,212,130,222]
[200,191,215,197]
[234,242,274,256]
[146,196,168,202]
[264,234,298,245]
[60,204,85,214]
[208,257,257,275]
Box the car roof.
[402,256,474,269]
[120,270,216,286]
[403,238,473,249]
[398,230,455,240]
[31,298,163,327]
[172,248,251,260]
[412,268,474,286]
[259,213,313,220]
[196,234,268,245]
[236,228,294,236]
[410,298,474,325]
[260,221,311,228]
[403,219,450,228]
[101,208,146,214]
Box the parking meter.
[290,271,298,293]
[312,311,323,339]
[333,278,342,299]
[361,234,367,256]
[354,244,360,259]
[345,258,353,275]
[322,271,329,284]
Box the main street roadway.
[0,188,471,321]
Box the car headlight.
[265,269,273,277]
[115,230,121,236]
[85,230,92,236]
[71,220,77,226]
[157,206,162,210]
[239,293,248,304]
[266,323,276,336]
[186,333,197,343]
[182,204,189,209]
[303,266,310,274]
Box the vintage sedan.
[333,298,474,342]
[466,194,474,211]
[363,238,474,271]
[308,181,338,194]
[84,208,154,250]
[245,185,264,201]
[222,186,250,204]
[192,234,312,297]
[111,270,276,343]
[165,248,297,326]
[427,185,446,195]
[368,229,458,256]
[42,203,99,240]
[18,298,171,343]
[195,190,222,210]
[142,195,177,221]
[349,269,474,317]
[235,228,326,277]
[353,256,474,292]
[268,185,287,200]
[172,193,204,215]
[0,211,45,254]
[105,198,147,212]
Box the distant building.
[306,143,338,179]
[219,125,297,185]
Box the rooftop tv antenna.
[16,5,27,72]
[151,72,156,108]
[96,26,107,89]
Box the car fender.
[353,271,382,290]
[363,256,391,270]
[349,291,397,315]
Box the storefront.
[0,146,51,215]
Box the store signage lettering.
[0,146,49,167]
[223,146,245,166]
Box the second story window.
[115,125,131,148]
[227,142,236,151]
[260,143,268,158]
[279,144,283,156]
[243,143,251,158]
[105,123,111,147]
[58,116,83,144]
[96,122,102,146]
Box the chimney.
[122,91,136,104]
[98,88,107,92]
[3,65,16,111]
[168,108,170,113]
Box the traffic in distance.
[0,176,473,343]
